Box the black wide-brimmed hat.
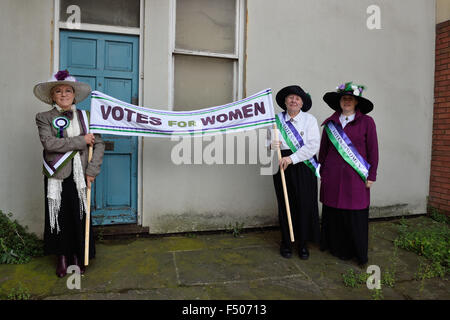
[276,85,312,112]
[323,82,373,114]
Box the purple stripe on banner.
[91,89,272,116]
[90,117,275,134]
[77,110,87,135]
[332,121,371,170]
[283,112,305,147]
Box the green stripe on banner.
[92,91,272,117]
[324,125,367,182]
[90,120,275,136]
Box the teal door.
[60,30,139,226]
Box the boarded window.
[175,0,236,54]
[174,55,234,110]
[59,0,140,28]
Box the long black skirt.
[273,150,320,249]
[320,204,369,265]
[44,173,95,264]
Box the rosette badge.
[53,116,70,138]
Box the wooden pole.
[273,124,295,242]
[84,145,93,266]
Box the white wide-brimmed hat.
[33,70,92,105]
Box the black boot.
[72,254,86,274]
[56,255,68,278]
[299,243,309,260]
[280,243,292,259]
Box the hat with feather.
[323,82,373,114]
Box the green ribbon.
[275,114,319,177]
[324,125,368,182]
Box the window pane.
[174,55,234,110]
[60,0,140,28]
[176,0,236,54]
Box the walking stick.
[273,124,295,242]
[84,145,93,266]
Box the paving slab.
[0,218,449,301]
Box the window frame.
[169,0,245,110]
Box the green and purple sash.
[275,112,320,177]
[43,110,90,178]
[325,121,371,182]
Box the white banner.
[89,89,275,138]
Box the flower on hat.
[336,81,366,96]
[55,70,70,81]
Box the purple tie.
[62,110,73,120]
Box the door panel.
[60,30,139,226]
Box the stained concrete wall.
[0,0,53,236]
[141,1,281,234]
[245,0,436,218]
[141,1,277,234]
[141,0,436,234]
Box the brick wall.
[429,20,450,215]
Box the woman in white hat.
[34,70,105,277]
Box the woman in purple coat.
[319,82,379,266]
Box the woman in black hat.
[319,82,379,266]
[269,85,321,259]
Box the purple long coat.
[319,110,379,210]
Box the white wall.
[246,0,436,218]
[0,0,437,237]
[0,0,53,236]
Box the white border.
[54,0,144,226]
[137,0,144,226]
[58,22,140,35]
[53,0,60,74]
[237,0,245,100]
[169,0,176,110]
